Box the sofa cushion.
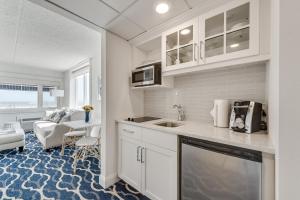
[33,120,51,129]
[34,120,49,125]
[0,129,25,145]
[35,121,56,138]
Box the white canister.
[210,99,231,128]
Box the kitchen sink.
[154,121,183,128]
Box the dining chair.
[61,130,86,156]
[73,125,101,173]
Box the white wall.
[63,31,102,121]
[64,70,71,107]
[0,61,64,85]
[276,0,300,199]
[0,61,64,124]
[145,64,266,122]
[90,51,102,121]
[100,32,143,187]
[267,0,279,199]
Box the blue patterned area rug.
[0,132,149,200]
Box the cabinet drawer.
[118,123,142,140]
[142,128,177,152]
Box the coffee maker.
[229,101,262,133]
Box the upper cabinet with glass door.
[162,18,201,72]
[199,0,259,64]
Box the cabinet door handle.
[194,43,197,61]
[123,128,134,134]
[137,146,141,162]
[199,41,204,60]
[141,147,145,163]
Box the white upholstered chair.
[0,122,25,152]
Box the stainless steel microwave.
[131,62,161,87]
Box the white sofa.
[33,110,85,150]
[0,122,25,152]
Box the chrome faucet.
[173,104,185,121]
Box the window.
[43,86,57,108]
[70,60,91,109]
[0,83,38,109]
[74,72,90,108]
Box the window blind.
[0,83,38,91]
[42,86,55,92]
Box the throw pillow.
[45,111,57,121]
[59,111,71,123]
[51,110,66,123]
[50,113,60,123]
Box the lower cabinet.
[142,143,177,200]
[118,123,178,200]
[118,136,142,190]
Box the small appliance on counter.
[131,62,161,87]
[229,101,263,133]
[126,116,161,123]
[210,99,231,128]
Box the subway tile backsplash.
[144,64,266,122]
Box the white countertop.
[117,118,275,154]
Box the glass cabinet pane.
[227,3,249,31]
[205,35,224,58]
[179,45,193,64]
[226,27,249,53]
[179,26,193,46]
[166,49,178,66]
[166,32,178,50]
[205,13,224,38]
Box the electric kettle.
[210,99,230,128]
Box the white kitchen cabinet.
[199,0,259,64]
[161,0,260,74]
[141,143,177,200]
[118,136,142,191]
[118,123,178,200]
[162,18,200,72]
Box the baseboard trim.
[99,173,119,188]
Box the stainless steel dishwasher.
[180,136,262,200]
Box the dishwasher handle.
[180,136,262,162]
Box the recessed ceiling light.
[230,43,240,48]
[156,3,169,14]
[180,29,191,35]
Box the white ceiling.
[47,0,211,41]
[0,0,101,71]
